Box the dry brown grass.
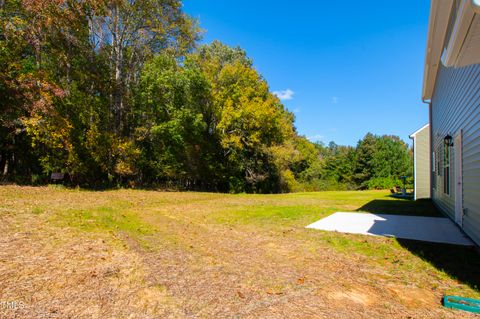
[0,185,478,318]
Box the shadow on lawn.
[358,198,480,291]
[397,239,480,290]
[357,198,442,217]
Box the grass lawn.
[0,185,479,318]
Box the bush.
[366,177,399,190]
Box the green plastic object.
[443,295,480,314]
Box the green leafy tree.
[0,2,412,193]
[187,41,295,192]
[354,133,412,189]
[134,54,209,185]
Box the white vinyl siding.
[431,62,480,245]
[411,125,431,200]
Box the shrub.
[366,177,399,190]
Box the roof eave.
[422,0,454,101]
[409,123,430,139]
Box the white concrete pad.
[306,212,473,246]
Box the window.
[444,143,450,195]
[432,151,436,189]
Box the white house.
[422,0,480,245]
[410,124,431,200]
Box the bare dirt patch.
[0,214,185,318]
[330,289,375,306]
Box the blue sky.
[183,1,431,146]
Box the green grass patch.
[31,206,45,215]
[2,185,478,299]
[318,231,394,257]
[54,205,155,237]
[214,205,336,227]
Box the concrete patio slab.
[306,212,474,246]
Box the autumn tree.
[0,3,412,192]
[1,0,200,184]
[86,0,200,133]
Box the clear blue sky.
[183,1,431,146]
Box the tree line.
[0,0,412,192]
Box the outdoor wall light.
[444,134,454,147]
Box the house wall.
[431,63,480,245]
[412,125,430,200]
